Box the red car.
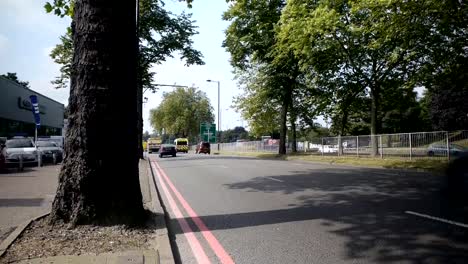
[196,142,211,154]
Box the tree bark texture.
[370,86,380,157]
[50,0,144,226]
[279,92,290,155]
[290,112,297,153]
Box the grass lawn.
[214,151,449,172]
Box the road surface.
[149,153,468,264]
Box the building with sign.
[0,76,65,138]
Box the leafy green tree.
[426,58,468,131]
[149,87,214,142]
[1,72,30,88]
[220,126,249,143]
[278,0,439,155]
[224,0,306,154]
[46,0,204,158]
[48,0,203,90]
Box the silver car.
[36,141,63,164]
[427,143,466,157]
[1,138,39,168]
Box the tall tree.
[50,0,144,225]
[149,87,214,143]
[48,0,203,90]
[1,72,30,88]
[224,0,304,154]
[46,0,204,158]
[278,0,437,155]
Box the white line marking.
[405,211,468,229]
[266,177,283,182]
[219,165,228,169]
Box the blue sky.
[0,0,243,133]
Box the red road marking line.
[151,161,211,264]
[154,160,235,264]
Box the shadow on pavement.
[171,167,468,263]
[0,198,44,207]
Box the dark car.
[36,141,63,164]
[196,142,211,154]
[445,150,468,204]
[159,144,177,158]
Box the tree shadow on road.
[171,168,468,263]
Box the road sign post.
[200,123,217,143]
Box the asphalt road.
[149,153,468,264]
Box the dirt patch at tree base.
[1,216,157,263]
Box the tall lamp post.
[206,80,220,150]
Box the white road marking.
[266,177,283,183]
[405,211,468,229]
[219,165,229,169]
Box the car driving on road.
[196,141,211,154]
[36,141,63,164]
[1,138,39,168]
[159,144,177,158]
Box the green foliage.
[277,0,446,138]
[1,72,30,88]
[46,0,204,90]
[149,87,214,141]
[220,126,250,143]
[50,27,72,89]
[44,0,74,18]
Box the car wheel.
[428,151,434,157]
[173,154,176,157]
[149,151,152,154]
[159,154,162,158]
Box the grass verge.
[214,151,448,172]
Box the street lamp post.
[206,80,220,150]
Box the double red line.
[151,160,235,264]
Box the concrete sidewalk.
[0,165,59,245]
[0,159,174,264]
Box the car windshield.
[6,139,34,148]
[176,141,188,145]
[202,143,210,147]
[36,141,57,147]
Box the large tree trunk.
[338,108,348,156]
[136,2,144,160]
[290,112,297,153]
[370,86,380,157]
[279,94,289,155]
[50,0,145,226]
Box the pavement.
[0,160,172,264]
[0,165,59,244]
[149,152,468,264]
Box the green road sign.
[200,122,216,143]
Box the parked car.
[36,141,63,164]
[1,138,38,168]
[159,144,177,158]
[427,143,467,157]
[0,144,5,172]
[196,142,211,154]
